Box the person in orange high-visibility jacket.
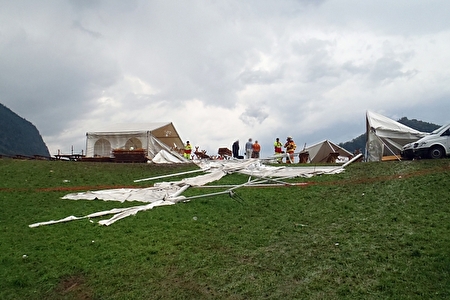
[184,141,192,159]
[284,136,296,163]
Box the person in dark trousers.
[232,140,240,158]
[252,140,261,158]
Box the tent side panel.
[86,132,149,158]
[366,131,383,161]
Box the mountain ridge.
[0,103,50,157]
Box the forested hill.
[0,103,50,157]
[339,117,441,154]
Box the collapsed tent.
[29,158,363,228]
[366,111,426,161]
[301,140,353,163]
[85,122,186,162]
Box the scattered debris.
[29,159,351,228]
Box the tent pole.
[134,168,206,182]
[342,153,363,168]
[374,135,401,161]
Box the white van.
[401,123,450,159]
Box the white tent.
[366,111,426,161]
[85,122,186,161]
[302,140,353,163]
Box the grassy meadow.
[0,158,449,299]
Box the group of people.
[232,138,261,159]
[232,136,297,163]
[275,136,297,163]
[183,136,297,162]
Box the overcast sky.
[1,0,450,158]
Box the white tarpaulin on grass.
[196,159,345,178]
[29,159,346,227]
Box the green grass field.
[0,158,449,299]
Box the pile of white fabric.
[29,159,345,227]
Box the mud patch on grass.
[54,273,93,300]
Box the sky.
[1,0,450,158]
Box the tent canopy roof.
[366,111,424,135]
[303,140,353,163]
[86,122,174,134]
[305,139,352,154]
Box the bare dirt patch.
[54,274,93,300]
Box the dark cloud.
[1,0,449,156]
[0,16,121,135]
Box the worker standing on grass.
[284,136,297,163]
[184,141,192,159]
[252,140,261,158]
[274,137,283,163]
[245,138,253,159]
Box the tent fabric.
[197,159,345,178]
[29,160,346,228]
[61,186,183,202]
[152,149,186,164]
[85,122,185,160]
[301,140,353,163]
[28,202,175,228]
[366,111,426,161]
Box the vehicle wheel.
[429,146,444,159]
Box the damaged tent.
[301,140,353,163]
[85,122,186,162]
[366,110,426,161]
[29,158,363,228]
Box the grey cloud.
[68,0,101,11]
[341,53,418,83]
[238,67,285,85]
[1,0,450,157]
[239,105,269,126]
[369,57,417,82]
[292,38,332,55]
[72,20,102,38]
[0,20,120,135]
[291,38,341,82]
[341,61,370,75]
[320,1,450,35]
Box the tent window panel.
[125,137,142,150]
[94,139,112,157]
